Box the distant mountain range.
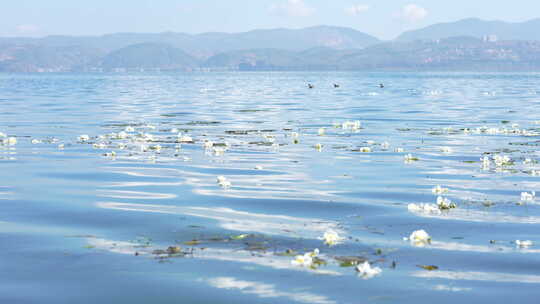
[2,19,540,72]
[398,18,540,41]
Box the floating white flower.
[150,145,162,151]
[520,191,536,203]
[318,128,325,136]
[515,240,533,247]
[431,185,448,195]
[395,147,404,153]
[291,132,299,139]
[31,139,42,144]
[366,140,376,145]
[341,120,361,130]
[493,155,512,167]
[254,165,263,170]
[213,147,226,156]
[381,141,390,149]
[409,229,431,246]
[203,141,214,149]
[315,143,323,151]
[359,147,371,153]
[78,135,90,142]
[179,136,193,143]
[58,144,65,149]
[404,154,418,162]
[321,230,343,246]
[217,176,231,188]
[440,146,452,153]
[4,137,17,146]
[291,249,319,267]
[171,128,179,133]
[481,156,490,169]
[436,196,456,210]
[523,158,534,165]
[356,261,382,279]
[125,126,135,132]
[0,132,6,138]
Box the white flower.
[254,165,263,170]
[515,240,533,247]
[318,128,325,136]
[395,147,404,153]
[217,176,231,188]
[291,249,319,267]
[321,230,343,246]
[125,126,135,132]
[179,136,193,143]
[171,128,179,133]
[436,196,456,210]
[213,147,226,156]
[150,145,162,151]
[31,139,42,144]
[359,147,371,153]
[409,229,431,246]
[404,154,418,162]
[356,261,382,279]
[0,132,6,138]
[523,158,534,165]
[78,135,90,142]
[341,120,361,130]
[366,140,376,145]
[58,144,65,149]
[440,146,452,153]
[520,191,536,202]
[203,141,214,149]
[431,185,448,195]
[5,137,17,146]
[291,132,299,139]
[481,156,490,169]
[493,155,512,167]
[315,143,323,151]
[381,141,390,149]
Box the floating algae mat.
[1,72,540,303]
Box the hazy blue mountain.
[100,43,198,70]
[0,44,103,72]
[397,18,540,41]
[0,26,379,59]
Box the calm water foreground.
[1,72,540,303]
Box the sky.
[1,0,540,40]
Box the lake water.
[1,72,540,303]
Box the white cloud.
[269,0,315,17]
[16,24,40,35]
[400,4,428,22]
[345,4,370,16]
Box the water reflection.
[205,277,336,304]
[97,202,341,238]
[413,270,540,284]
